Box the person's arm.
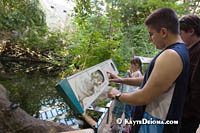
[190,55,200,115]
[120,77,144,86]
[107,72,143,86]
[109,49,183,106]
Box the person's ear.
[188,28,195,36]
[160,28,168,38]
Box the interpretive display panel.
[55,59,118,115]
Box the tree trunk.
[0,84,75,133]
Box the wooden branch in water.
[81,113,97,128]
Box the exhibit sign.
[55,59,118,115]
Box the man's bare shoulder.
[161,49,181,57]
[156,49,183,65]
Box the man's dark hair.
[145,8,179,34]
[179,14,200,37]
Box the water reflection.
[0,69,81,126]
[0,71,62,116]
[0,62,110,130]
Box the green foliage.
[111,0,186,60]
[0,0,45,31]
[94,97,110,107]
[86,110,102,122]
[66,0,126,73]
[0,0,190,74]
[0,0,74,68]
[0,0,46,43]
[0,0,68,55]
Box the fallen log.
[0,84,74,133]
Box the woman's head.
[130,57,142,72]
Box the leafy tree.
[106,0,188,60]
[67,0,126,73]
